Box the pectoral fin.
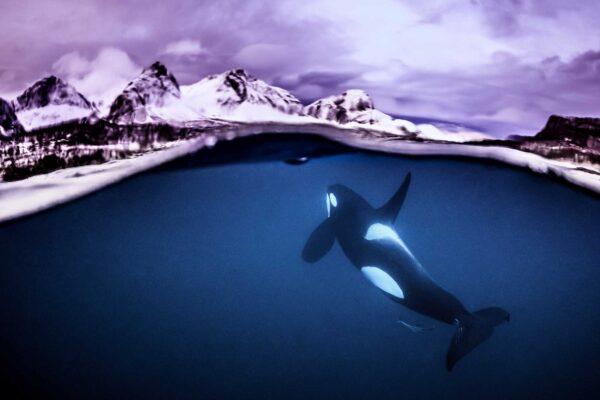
[302,219,335,263]
[397,319,435,333]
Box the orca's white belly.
[361,266,404,299]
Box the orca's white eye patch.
[329,193,338,207]
[326,193,331,217]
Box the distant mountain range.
[0,61,598,195]
[2,62,598,149]
[8,75,97,132]
[0,62,487,141]
[514,115,600,165]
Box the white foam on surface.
[0,137,210,223]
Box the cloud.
[294,71,357,89]
[52,52,91,77]
[472,0,524,37]
[555,50,600,81]
[161,39,205,57]
[124,25,151,40]
[232,44,289,71]
[0,69,21,99]
[364,48,600,135]
[1,0,600,133]
[52,47,141,112]
[274,71,358,101]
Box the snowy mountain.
[536,115,600,147]
[0,98,24,137]
[304,89,418,135]
[13,76,95,131]
[107,62,198,124]
[304,89,492,142]
[516,115,600,165]
[5,63,489,143]
[181,68,303,121]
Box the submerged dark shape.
[284,156,310,165]
[302,173,510,371]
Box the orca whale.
[302,173,509,371]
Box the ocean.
[1,135,598,399]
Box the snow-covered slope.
[102,63,488,142]
[16,105,94,132]
[8,64,489,142]
[0,97,24,137]
[181,69,303,121]
[13,76,95,131]
[305,89,418,135]
[417,123,490,142]
[305,89,490,142]
[108,62,199,124]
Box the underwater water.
[0,136,599,399]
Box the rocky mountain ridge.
[107,62,197,124]
[0,98,24,137]
[2,62,599,153]
[180,68,303,121]
[535,115,600,148]
[11,75,96,131]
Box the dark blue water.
[1,142,599,399]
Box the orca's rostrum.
[302,173,510,371]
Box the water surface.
[1,137,599,399]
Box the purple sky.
[1,0,599,135]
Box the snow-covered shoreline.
[0,121,598,224]
[0,134,218,224]
[230,121,600,193]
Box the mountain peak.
[108,62,195,124]
[226,68,251,78]
[182,68,303,118]
[41,75,61,85]
[304,89,421,136]
[305,89,379,124]
[143,62,179,87]
[147,61,168,72]
[223,68,254,102]
[536,114,600,146]
[14,75,93,112]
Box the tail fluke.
[446,307,509,371]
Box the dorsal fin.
[378,172,411,224]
